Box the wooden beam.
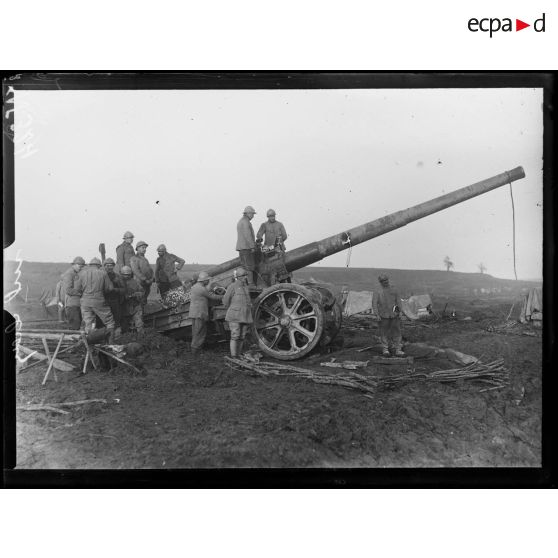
[18,345,75,372]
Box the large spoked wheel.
[252,284,325,360]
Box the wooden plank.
[20,331,81,341]
[42,333,64,385]
[18,345,75,372]
[371,356,414,365]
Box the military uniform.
[130,253,154,305]
[236,215,257,285]
[256,220,288,248]
[372,284,403,353]
[188,282,222,353]
[115,242,135,273]
[61,267,82,329]
[155,252,185,295]
[121,276,144,334]
[105,270,126,327]
[223,281,253,343]
[79,266,115,333]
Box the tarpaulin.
[519,287,543,323]
[343,290,375,317]
[401,294,432,320]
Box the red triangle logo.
[516,19,530,31]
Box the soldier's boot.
[106,328,115,345]
[237,339,245,357]
[247,270,256,286]
[230,340,238,358]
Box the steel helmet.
[120,266,132,276]
[72,256,86,265]
[157,244,167,251]
[243,206,256,214]
[123,231,134,240]
[197,271,210,282]
[89,257,102,266]
[235,267,248,278]
[136,240,148,249]
[103,257,115,265]
[266,209,276,217]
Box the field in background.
[4,260,541,302]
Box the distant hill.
[4,261,541,302]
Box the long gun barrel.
[206,166,526,277]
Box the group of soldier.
[60,235,185,344]
[57,205,404,358]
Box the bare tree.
[443,256,454,272]
[478,262,487,274]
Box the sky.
[6,86,543,280]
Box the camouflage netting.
[161,286,191,308]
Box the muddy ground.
[11,296,542,469]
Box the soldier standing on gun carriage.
[256,208,288,250]
[236,206,257,287]
[115,231,136,273]
[130,240,154,307]
[155,244,185,296]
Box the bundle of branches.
[224,356,509,397]
[379,358,509,391]
[486,321,537,337]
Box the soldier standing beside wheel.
[236,206,257,287]
[372,273,405,357]
[154,244,185,296]
[119,266,145,336]
[223,267,254,357]
[188,271,223,355]
[130,240,154,308]
[115,231,135,273]
[256,208,288,250]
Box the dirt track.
[13,301,542,469]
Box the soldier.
[223,267,253,357]
[119,266,145,335]
[372,273,404,357]
[256,208,288,250]
[79,257,116,342]
[154,244,186,296]
[188,271,223,355]
[116,231,136,273]
[103,257,126,336]
[236,205,257,286]
[130,240,154,307]
[61,256,85,330]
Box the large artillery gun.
[146,167,526,360]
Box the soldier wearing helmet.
[236,205,257,286]
[115,231,136,273]
[130,240,154,307]
[60,256,86,329]
[372,273,404,357]
[223,267,254,357]
[119,266,145,335]
[79,257,116,342]
[256,208,288,250]
[154,243,186,296]
[103,257,126,334]
[188,270,223,355]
